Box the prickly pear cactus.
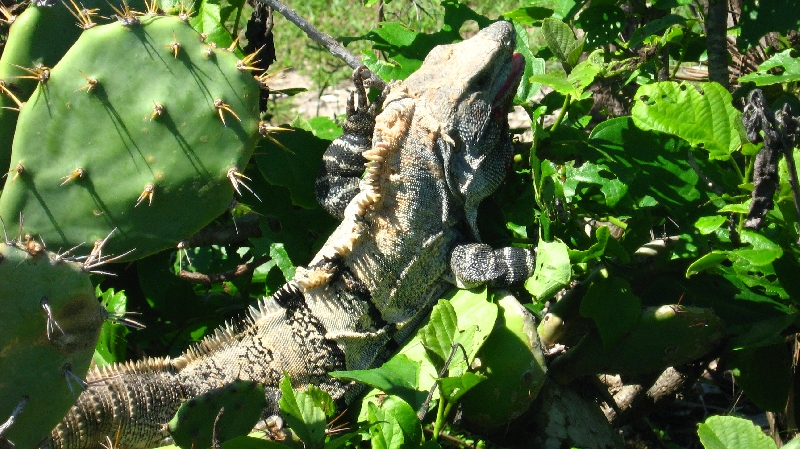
[168,380,267,449]
[0,14,261,261]
[0,1,89,173]
[0,241,103,448]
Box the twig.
[178,254,271,288]
[256,0,387,91]
[177,215,261,250]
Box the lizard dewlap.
[0,14,260,262]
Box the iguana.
[44,20,531,449]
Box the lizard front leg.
[450,243,535,288]
[315,67,386,219]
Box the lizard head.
[404,20,525,239]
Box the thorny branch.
[742,89,800,242]
[178,254,271,288]
[256,0,387,91]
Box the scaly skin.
[44,20,529,449]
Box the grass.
[267,0,520,96]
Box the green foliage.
[698,415,777,449]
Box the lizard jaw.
[492,52,525,118]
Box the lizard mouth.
[492,52,525,117]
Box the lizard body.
[44,20,530,449]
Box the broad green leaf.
[269,243,296,281]
[437,372,486,403]
[448,288,498,365]
[631,82,745,160]
[255,128,332,209]
[189,0,237,49]
[695,215,727,235]
[739,49,800,86]
[698,416,776,449]
[528,72,579,97]
[93,287,130,367]
[330,355,423,408]
[367,397,422,449]
[525,240,571,301]
[304,385,336,419]
[502,7,553,24]
[292,116,343,141]
[729,343,791,412]
[576,5,625,49]
[579,277,641,348]
[568,225,610,263]
[738,0,800,51]
[628,14,686,47]
[513,22,546,105]
[420,300,459,373]
[542,17,583,69]
[278,375,326,449]
[588,117,736,225]
[686,251,729,277]
[564,160,628,206]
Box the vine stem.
[550,94,572,132]
[256,0,387,90]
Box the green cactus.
[168,380,267,449]
[0,0,151,173]
[549,305,725,383]
[0,240,103,448]
[0,14,261,262]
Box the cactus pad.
[0,14,261,261]
[168,380,267,449]
[0,242,102,447]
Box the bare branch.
[256,0,387,91]
[178,255,271,288]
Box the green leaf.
[728,343,792,412]
[541,17,584,69]
[501,7,553,25]
[255,128,332,209]
[695,215,727,235]
[367,397,422,449]
[568,225,610,263]
[579,277,641,348]
[525,240,571,302]
[189,0,237,49]
[513,22,546,105]
[420,300,459,373]
[686,251,730,277]
[93,287,130,367]
[437,372,486,403]
[698,415,777,449]
[448,288,498,365]
[330,355,423,408]
[631,82,745,160]
[738,0,800,51]
[628,14,686,47]
[269,243,296,281]
[564,160,628,207]
[278,375,326,449]
[528,72,580,97]
[576,5,625,49]
[738,49,800,86]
